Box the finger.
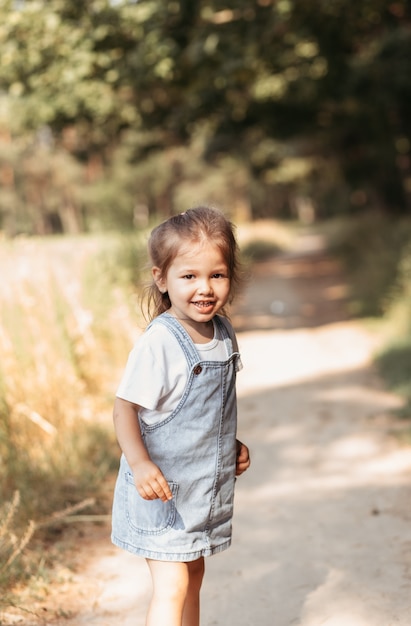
[238,446,250,464]
[236,457,250,476]
[237,450,246,463]
[153,477,173,502]
[138,484,158,500]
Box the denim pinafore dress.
[111,313,239,562]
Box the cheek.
[220,282,231,296]
[168,281,189,296]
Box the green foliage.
[0,0,141,135]
[329,214,411,416]
[0,0,410,232]
[241,239,283,262]
[83,232,148,293]
[329,213,411,316]
[386,243,411,337]
[374,239,411,416]
[0,140,86,235]
[375,340,411,413]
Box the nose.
[198,277,213,294]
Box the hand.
[131,459,173,502]
[236,440,250,476]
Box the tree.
[0,0,410,232]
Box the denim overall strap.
[149,313,201,370]
[152,312,234,366]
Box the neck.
[167,312,214,343]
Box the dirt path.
[6,239,411,626]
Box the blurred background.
[1,0,411,608]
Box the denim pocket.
[125,472,178,535]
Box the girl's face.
[153,239,231,329]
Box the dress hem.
[110,533,231,562]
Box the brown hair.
[142,206,242,321]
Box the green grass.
[324,213,411,317]
[321,213,411,420]
[374,335,411,420]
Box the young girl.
[111,206,250,626]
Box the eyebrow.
[178,266,228,272]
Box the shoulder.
[137,318,182,354]
[126,319,182,367]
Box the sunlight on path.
[236,321,382,395]
[75,548,150,626]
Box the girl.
[111,206,250,626]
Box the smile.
[192,301,214,308]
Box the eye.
[183,274,194,279]
[212,273,226,279]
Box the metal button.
[193,365,202,375]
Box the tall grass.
[0,233,147,598]
[325,212,411,317]
[374,240,411,416]
[324,213,411,417]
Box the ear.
[152,267,167,293]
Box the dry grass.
[0,233,146,601]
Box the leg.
[182,557,205,626]
[145,559,189,626]
[145,557,205,626]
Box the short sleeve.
[116,332,164,409]
[116,324,189,413]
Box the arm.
[236,439,250,476]
[113,397,172,502]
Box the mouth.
[192,301,215,309]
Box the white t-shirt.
[116,316,242,425]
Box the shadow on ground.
[202,363,411,626]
